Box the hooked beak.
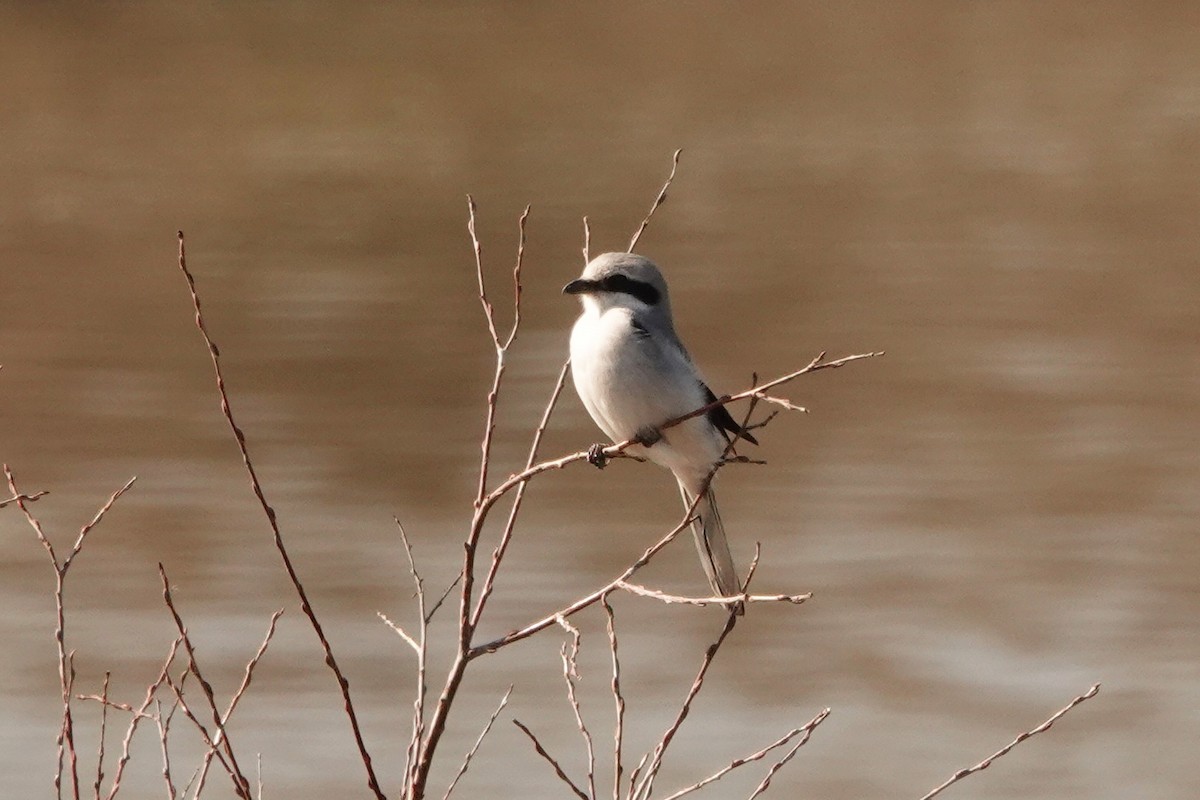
[562,278,597,295]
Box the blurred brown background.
[2,3,1197,798]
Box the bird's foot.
[586,443,609,469]
[634,425,662,447]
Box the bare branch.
[104,637,182,800]
[441,686,512,800]
[0,488,48,508]
[615,581,811,608]
[471,489,709,656]
[632,611,740,800]
[64,476,136,574]
[157,564,252,799]
[602,597,625,800]
[512,720,590,800]
[744,709,829,800]
[94,672,111,800]
[393,519,429,795]
[556,616,596,800]
[154,700,177,800]
[192,609,283,798]
[582,216,592,264]
[628,149,682,253]
[174,231,385,800]
[919,683,1101,800]
[471,358,571,627]
[662,708,830,800]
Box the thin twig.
[471,488,709,656]
[582,216,592,263]
[0,489,48,508]
[744,710,829,800]
[154,699,177,800]
[441,686,512,800]
[162,674,237,791]
[192,609,284,798]
[471,358,571,627]
[919,683,1101,800]
[94,672,111,800]
[603,597,624,800]
[5,466,133,800]
[632,611,740,800]
[174,232,385,800]
[104,638,182,800]
[411,200,528,799]
[157,564,252,799]
[512,720,590,800]
[628,149,682,253]
[615,581,811,608]
[661,708,830,800]
[557,616,597,800]
[392,519,429,795]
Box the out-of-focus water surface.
[3,3,1198,798]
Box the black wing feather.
[702,384,758,445]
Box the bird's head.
[563,253,671,317]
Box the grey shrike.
[564,252,756,608]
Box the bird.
[564,252,756,611]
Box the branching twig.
[661,708,830,800]
[557,616,597,800]
[919,683,1101,800]
[5,466,135,800]
[471,358,571,628]
[191,609,284,798]
[174,232,385,800]
[392,519,429,795]
[104,638,181,800]
[157,564,252,799]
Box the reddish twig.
[154,700,178,800]
[192,609,284,797]
[631,611,740,800]
[919,683,1101,800]
[470,489,709,656]
[5,466,135,800]
[602,597,625,800]
[103,637,181,800]
[628,149,682,253]
[556,616,597,800]
[410,200,528,799]
[390,519,429,794]
[174,232,385,800]
[512,719,590,800]
[0,488,48,508]
[662,708,830,800]
[157,564,252,798]
[93,672,111,800]
[471,358,571,628]
[441,686,513,800]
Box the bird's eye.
[602,274,660,305]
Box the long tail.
[676,478,743,613]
